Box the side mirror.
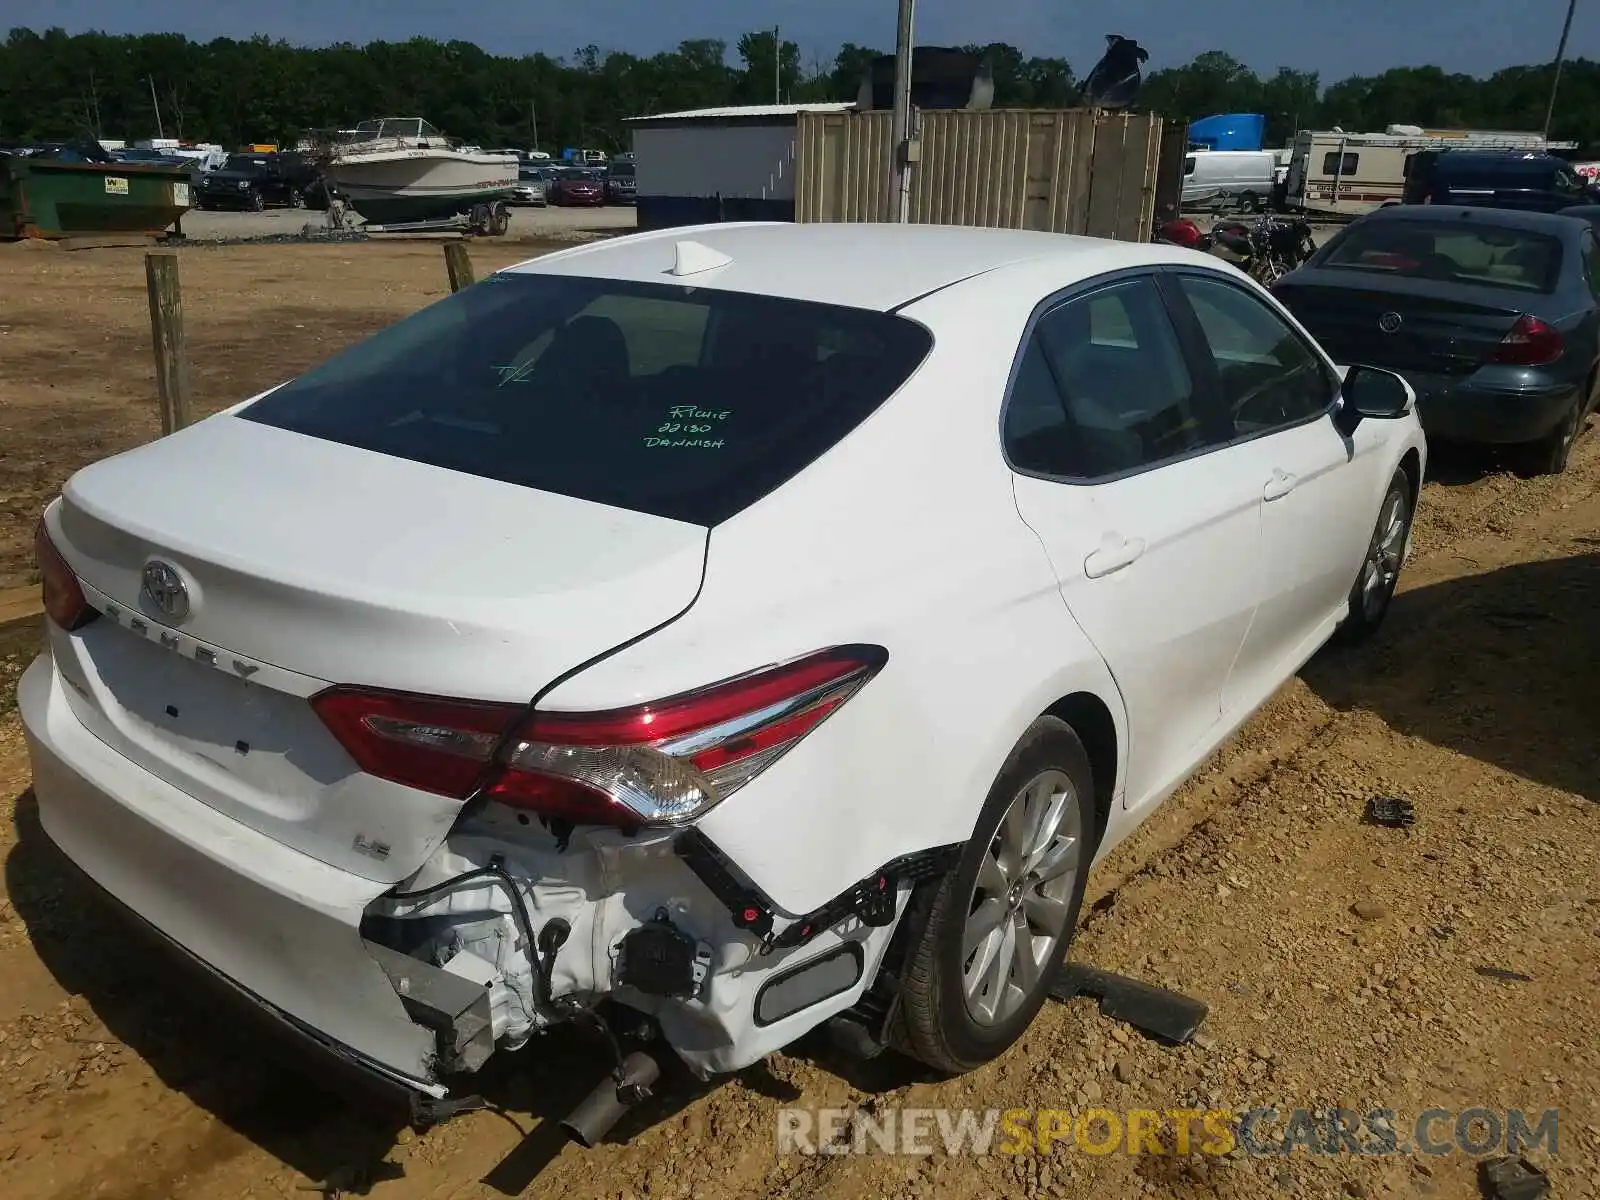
[1334,364,1412,435]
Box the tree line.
[4,27,1600,154]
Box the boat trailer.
[325,197,511,237]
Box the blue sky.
[11,0,1599,83]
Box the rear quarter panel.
[540,271,1132,915]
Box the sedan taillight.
[1489,314,1564,367]
[312,646,886,827]
[35,520,97,631]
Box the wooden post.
[443,241,476,292]
[144,250,192,435]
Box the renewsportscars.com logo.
[776,1106,1560,1158]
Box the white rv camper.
[1285,124,1579,216]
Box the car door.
[1005,272,1264,814]
[1165,270,1386,715]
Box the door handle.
[1263,469,1299,501]
[1084,535,1146,579]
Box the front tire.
[892,716,1093,1074]
[1336,468,1413,644]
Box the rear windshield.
[242,274,933,526]
[1317,221,1563,293]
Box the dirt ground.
[0,240,1597,1200]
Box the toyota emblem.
[1378,312,1403,334]
[141,560,190,621]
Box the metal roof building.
[624,103,856,230]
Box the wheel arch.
[1398,446,1422,508]
[1041,690,1120,855]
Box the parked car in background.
[196,153,304,211]
[511,166,548,206]
[21,224,1424,1127]
[1272,204,1599,474]
[1401,150,1595,213]
[548,166,605,207]
[605,160,636,205]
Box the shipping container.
[627,104,1166,242]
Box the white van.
[1181,149,1276,212]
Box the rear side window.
[243,275,932,526]
[1322,152,1359,175]
[1319,220,1564,293]
[1003,276,1211,479]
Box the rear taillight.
[311,688,522,798]
[1489,315,1564,367]
[35,520,96,631]
[312,645,886,827]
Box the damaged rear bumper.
[18,654,448,1093]
[19,651,923,1092]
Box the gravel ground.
[0,239,1597,1200]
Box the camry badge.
[1378,312,1403,334]
[141,560,190,621]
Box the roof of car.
[504,221,1196,311]
[1355,205,1587,235]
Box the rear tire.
[1515,395,1583,477]
[1336,468,1413,644]
[892,717,1093,1074]
[1238,191,1261,214]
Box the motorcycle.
[1157,215,1317,285]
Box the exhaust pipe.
[560,1050,661,1147]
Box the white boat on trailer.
[321,118,517,234]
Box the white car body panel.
[20,654,441,1089]
[18,222,1426,1093]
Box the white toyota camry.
[19,222,1425,1136]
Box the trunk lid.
[49,415,708,881]
[1274,269,1534,377]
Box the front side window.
[1175,275,1335,436]
[243,275,932,526]
[1322,152,1359,176]
[1003,276,1212,479]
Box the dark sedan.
[548,167,605,207]
[1272,205,1599,475]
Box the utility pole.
[1544,0,1578,139]
[148,75,165,139]
[530,98,540,150]
[88,68,102,140]
[889,0,916,222]
[774,26,781,104]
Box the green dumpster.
[0,156,193,240]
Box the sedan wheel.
[963,769,1082,1026]
[1516,395,1583,477]
[1337,468,1413,644]
[893,716,1093,1073]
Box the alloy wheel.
[961,768,1083,1026]
[1361,485,1410,621]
